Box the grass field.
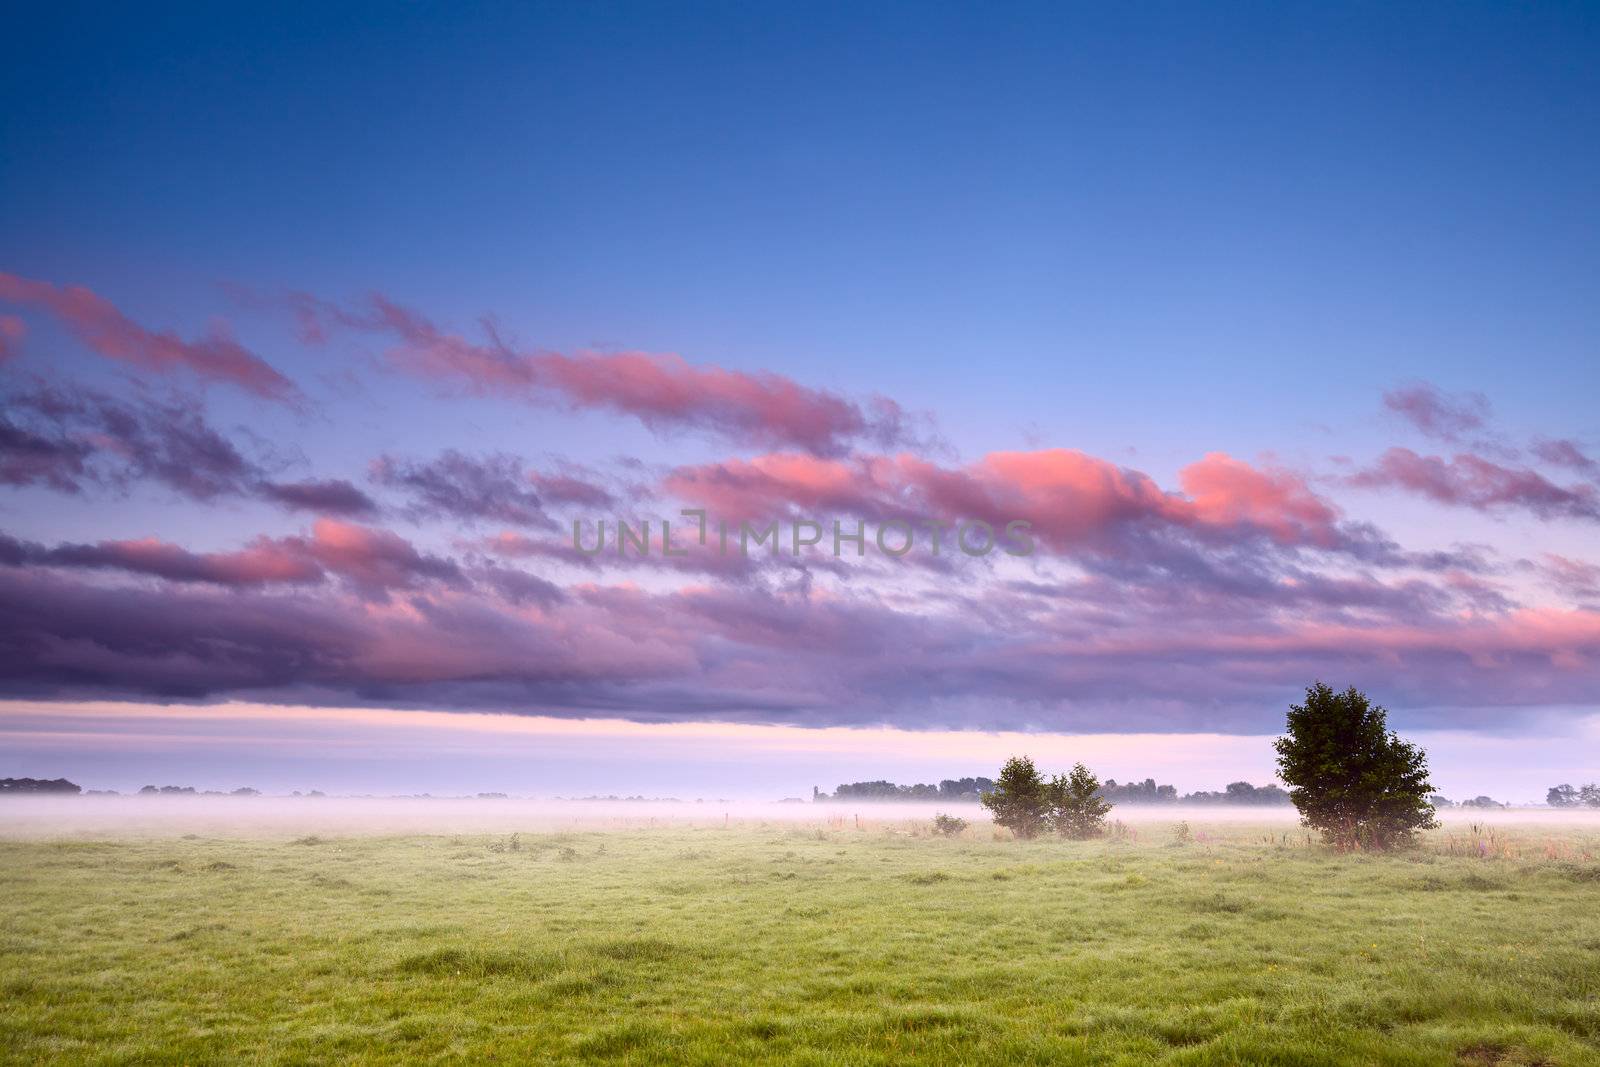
[2,806,1598,1065]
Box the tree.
[1546,784,1578,808]
[1048,763,1112,839]
[1581,783,1600,808]
[981,756,1052,839]
[1273,683,1436,851]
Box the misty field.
[2,808,1598,1065]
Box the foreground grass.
[2,819,1598,1065]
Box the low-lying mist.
[3,796,1597,839]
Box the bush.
[981,757,1114,840]
[1048,763,1112,839]
[1274,682,1436,851]
[981,756,1052,839]
[932,813,968,837]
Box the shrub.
[981,756,1052,839]
[1048,763,1113,839]
[932,813,968,837]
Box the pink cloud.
[0,272,299,402]
[291,292,912,455]
[663,448,1345,554]
[1178,452,1342,548]
[295,518,465,598]
[662,454,883,520]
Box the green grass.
[2,817,1598,1064]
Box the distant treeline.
[137,785,266,796]
[1546,784,1600,808]
[814,778,996,802]
[1113,779,1292,806]
[813,776,1293,805]
[0,778,81,795]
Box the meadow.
[2,802,1598,1065]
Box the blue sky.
[6,2,1596,453]
[1,3,1597,795]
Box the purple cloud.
[372,451,557,529]
[1383,383,1491,442]
[1532,438,1598,478]
[1348,448,1600,522]
[258,478,380,517]
[2,383,373,516]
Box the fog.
[3,796,1598,840]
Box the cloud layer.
[4,273,1598,734]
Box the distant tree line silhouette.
[0,778,81,795]
[812,776,1291,804]
[1546,784,1600,807]
[137,785,262,796]
[814,779,996,801]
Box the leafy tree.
[980,756,1052,839]
[1273,682,1436,851]
[1048,763,1113,839]
[1547,784,1578,807]
[1581,783,1600,808]
[932,813,969,837]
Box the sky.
[1,3,1597,799]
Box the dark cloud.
[0,542,1595,732]
[2,382,373,516]
[472,563,565,607]
[0,411,93,492]
[4,384,257,500]
[0,532,324,587]
[372,450,555,528]
[0,518,474,603]
[258,478,379,517]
